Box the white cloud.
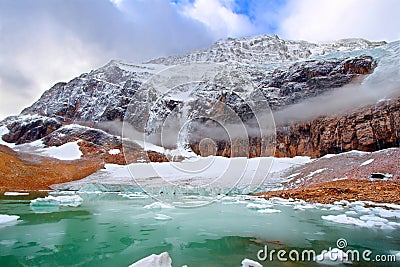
[180,0,256,38]
[279,0,400,42]
[0,0,212,119]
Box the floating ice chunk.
[315,248,352,265]
[293,203,316,210]
[344,211,358,216]
[329,206,344,211]
[350,205,371,213]
[388,222,400,227]
[241,258,263,267]
[257,208,281,214]
[30,195,83,208]
[380,224,396,230]
[269,197,295,205]
[0,215,20,224]
[360,159,374,166]
[246,203,273,210]
[322,214,392,228]
[154,214,172,221]
[322,214,367,227]
[129,252,172,267]
[372,207,400,219]
[359,215,389,223]
[4,192,29,196]
[144,202,174,209]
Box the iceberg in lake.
[129,252,172,267]
[30,195,83,208]
[0,214,20,228]
[241,258,262,267]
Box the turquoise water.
[0,192,399,267]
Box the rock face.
[275,98,400,158]
[258,55,376,109]
[2,115,62,145]
[21,62,161,122]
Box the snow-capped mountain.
[147,35,385,65]
[1,34,399,161]
[20,35,383,124]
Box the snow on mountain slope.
[147,35,385,65]
[19,35,387,126]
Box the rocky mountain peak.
[146,34,386,65]
[1,35,398,161]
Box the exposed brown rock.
[254,179,400,204]
[0,144,104,191]
[275,98,400,158]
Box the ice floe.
[30,195,83,209]
[144,202,174,209]
[257,208,281,214]
[322,213,399,229]
[0,215,20,228]
[246,203,274,210]
[0,215,20,224]
[129,252,172,267]
[241,258,263,267]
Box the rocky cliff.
[275,98,400,158]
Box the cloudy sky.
[0,0,399,119]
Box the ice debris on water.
[30,195,83,208]
[144,202,174,209]
[257,208,281,214]
[246,203,273,210]
[0,215,20,226]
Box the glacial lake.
[0,191,399,266]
